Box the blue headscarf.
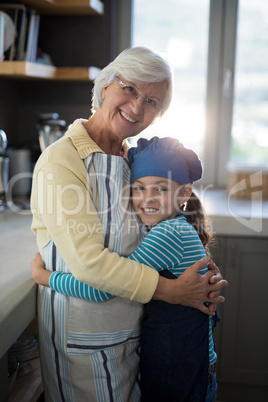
[128,136,202,184]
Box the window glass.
[231,0,268,166]
[132,0,210,159]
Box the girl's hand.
[31,252,51,287]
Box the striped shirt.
[50,215,217,364]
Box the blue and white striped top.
[50,215,217,364]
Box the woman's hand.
[31,252,51,287]
[206,260,225,313]
[153,256,228,316]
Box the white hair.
[92,47,173,116]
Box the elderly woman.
[31,47,226,402]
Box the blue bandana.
[128,136,202,184]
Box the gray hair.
[92,47,173,116]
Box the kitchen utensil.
[0,11,15,61]
[0,155,9,195]
[8,149,32,196]
[0,129,9,205]
[37,113,66,152]
[0,129,7,153]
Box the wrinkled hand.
[170,256,227,315]
[206,260,226,313]
[31,252,51,286]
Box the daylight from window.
[231,0,268,166]
[132,0,268,168]
[132,0,209,159]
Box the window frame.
[203,0,238,187]
[115,0,239,188]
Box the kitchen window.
[230,0,268,166]
[117,0,268,188]
[132,0,210,168]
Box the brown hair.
[181,191,213,255]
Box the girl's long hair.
[181,191,213,255]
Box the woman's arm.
[32,229,227,315]
[130,223,226,315]
[31,251,226,315]
[31,155,159,304]
[31,221,197,303]
[153,259,226,315]
[31,132,227,310]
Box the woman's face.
[131,176,183,226]
[101,77,167,141]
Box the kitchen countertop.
[0,189,267,359]
[198,188,268,237]
[0,208,37,359]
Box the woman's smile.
[100,77,167,142]
[119,110,137,124]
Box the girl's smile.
[132,176,184,226]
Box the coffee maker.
[37,113,66,152]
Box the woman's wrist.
[152,276,183,304]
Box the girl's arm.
[31,222,181,303]
[31,222,224,312]
[31,155,159,304]
[31,252,113,302]
[30,220,176,303]
[31,251,225,314]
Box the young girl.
[32,136,219,402]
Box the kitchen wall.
[4,80,94,147]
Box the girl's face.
[132,176,188,226]
[101,77,167,141]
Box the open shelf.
[0,1,104,80]
[9,0,104,15]
[0,61,100,81]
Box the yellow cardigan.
[31,119,159,303]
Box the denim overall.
[140,269,209,402]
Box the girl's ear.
[180,183,192,205]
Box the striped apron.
[37,153,144,402]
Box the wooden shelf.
[0,1,104,80]
[55,66,101,80]
[0,62,100,81]
[0,61,55,79]
[8,0,104,15]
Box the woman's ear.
[102,86,107,100]
[179,183,192,205]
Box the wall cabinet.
[211,236,268,401]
